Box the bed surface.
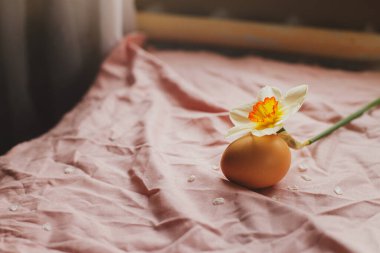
[1,34,380,253]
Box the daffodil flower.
[226,85,308,138]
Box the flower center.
[248,97,282,129]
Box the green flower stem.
[306,97,380,145]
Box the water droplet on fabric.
[9,204,18,212]
[187,175,196,182]
[334,186,343,195]
[212,197,225,205]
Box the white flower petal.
[226,123,255,138]
[282,85,308,117]
[251,125,283,137]
[229,103,255,125]
[258,86,282,101]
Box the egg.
[220,134,291,189]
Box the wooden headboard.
[136,0,380,62]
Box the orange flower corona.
[248,97,282,130]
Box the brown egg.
[220,134,291,189]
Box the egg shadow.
[220,178,278,197]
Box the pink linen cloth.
[1,34,380,253]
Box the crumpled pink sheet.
[1,34,380,253]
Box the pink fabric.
[1,34,380,253]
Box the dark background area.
[0,1,105,155]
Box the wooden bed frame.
[137,12,380,61]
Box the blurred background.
[1,0,379,154]
[138,0,380,31]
